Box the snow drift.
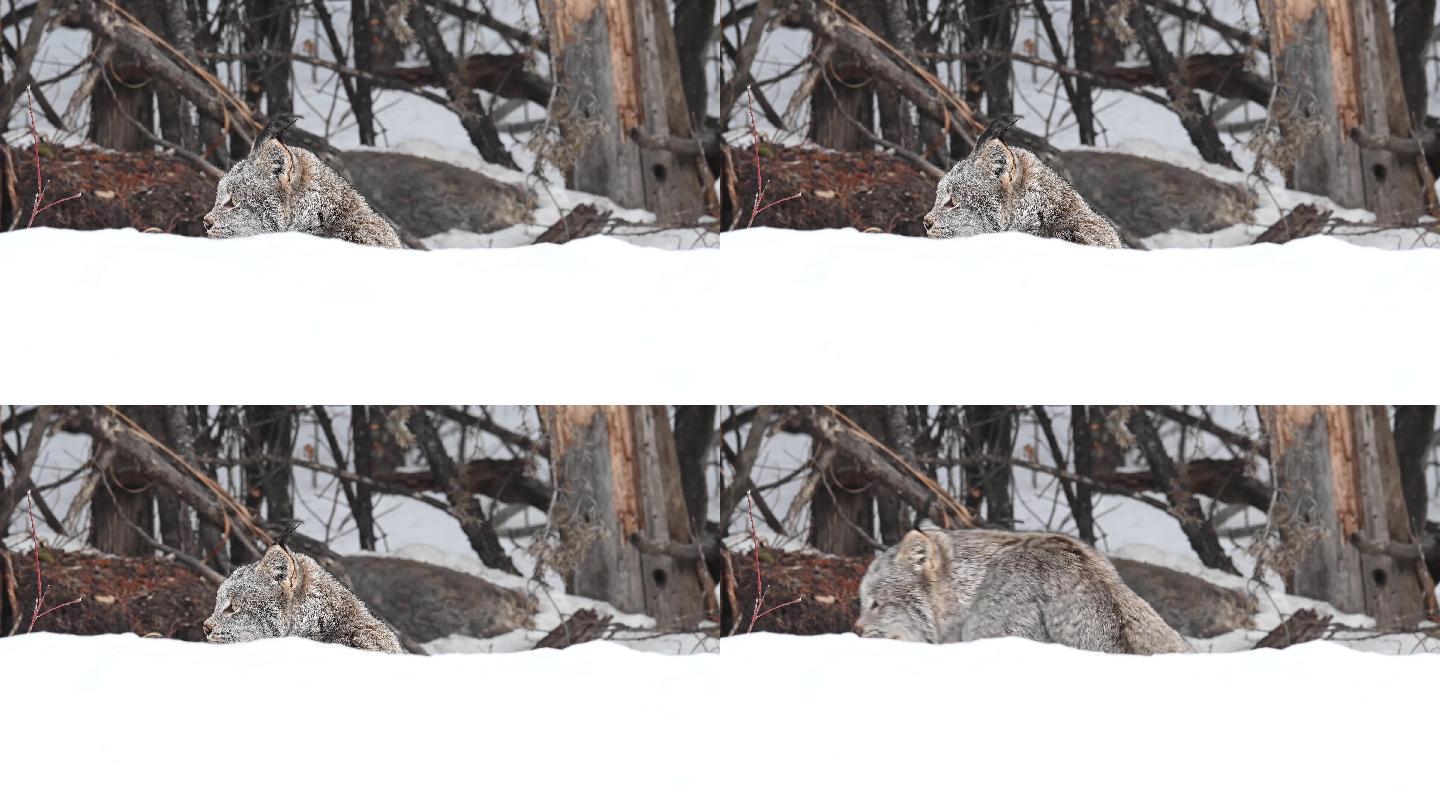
[4,631,1436,807]
[5,227,1439,403]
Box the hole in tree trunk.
[651,163,668,182]
[1372,568,1388,587]
[1372,163,1388,182]
[651,568,668,588]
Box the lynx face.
[923,140,1014,239]
[856,544,941,643]
[204,548,293,644]
[204,141,293,239]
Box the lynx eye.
[224,197,237,209]
[224,602,239,614]
[946,195,961,208]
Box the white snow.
[5,226,1438,405]
[3,630,1436,807]
[0,632,718,808]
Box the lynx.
[857,529,1190,654]
[923,115,1123,248]
[204,533,405,654]
[204,115,403,248]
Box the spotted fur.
[924,135,1123,248]
[205,121,402,248]
[205,545,405,653]
[857,529,1190,654]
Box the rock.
[339,151,534,237]
[1111,557,1255,638]
[1060,150,1253,236]
[329,556,535,642]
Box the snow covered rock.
[1062,150,1253,236]
[1111,557,1255,638]
[341,151,534,236]
[329,555,535,642]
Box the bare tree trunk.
[1264,405,1429,624]
[90,406,154,556]
[809,406,884,555]
[809,0,880,149]
[672,405,715,537]
[962,405,1014,527]
[1069,0,1097,145]
[1392,0,1436,130]
[350,0,378,144]
[89,1,161,151]
[1257,0,1434,217]
[407,408,517,574]
[244,0,296,116]
[241,406,294,526]
[542,406,708,624]
[962,0,1015,118]
[540,0,709,219]
[1392,405,1435,537]
[1069,405,1096,543]
[350,405,378,551]
[407,0,517,167]
[672,0,715,129]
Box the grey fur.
[923,138,1123,248]
[857,529,1191,654]
[204,545,406,653]
[205,133,403,248]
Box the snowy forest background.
[2,405,1437,655]
[1,0,1437,247]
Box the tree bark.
[1069,406,1096,543]
[1392,405,1435,537]
[542,406,708,624]
[809,407,880,555]
[1263,405,1429,624]
[672,405,716,537]
[541,0,710,219]
[89,406,155,557]
[1391,0,1435,130]
[962,405,1014,528]
[1257,0,1434,217]
[672,0,715,130]
[350,405,378,551]
[242,406,294,524]
[962,0,1015,118]
[809,0,883,149]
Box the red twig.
[745,84,800,228]
[24,490,83,633]
[745,490,801,633]
[23,84,81,228]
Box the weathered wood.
[542,406,708,624]
[1264,406,1429,624]
[1252,202,1331,244]
[539,0,709,220]
[1252,608,1332,649]
[1257,0,1434,217]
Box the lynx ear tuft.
[899,530,946,584]
[974,113,1020,149]
[249,114,300,158]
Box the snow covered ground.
[2,630,1436,807]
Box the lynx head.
[204,115,304,239]
[856,530,950,642]
[204,543,304,644]
[923,115,1022,239]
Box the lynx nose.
[922,212,935,230]
[203,213,215,231]
[203,618,215,636]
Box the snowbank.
[1,633,717,808]
[725,632,1438,807]
[5,631,1435,807]
[7,227,1438,404]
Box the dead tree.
[1263,406,1432,625]
[541,406,708,624]
[538,0,710,220]
[1257,0,1435,218]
